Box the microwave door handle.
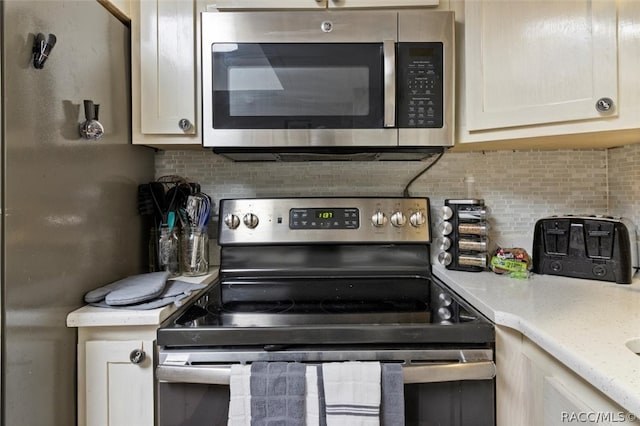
[383,40,396,128]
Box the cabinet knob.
[178,118,193,131]
[595,97,614,113]
[129,349,146,365]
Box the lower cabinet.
[496,326,639,425]
[85,339,155,426]
[76,326,158,426]
[67,273,216,426]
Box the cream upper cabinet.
[214,0,326,8]
[465,0,617,131]
[214,0,438,10]
[97,0,131,21]
[455,0,640,150]
[132,0,203,147]
[329,0,439,7]
[139,0,195,134]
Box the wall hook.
[32,33,56,69]
[79,100,104,140]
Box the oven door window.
[211,43,384,129]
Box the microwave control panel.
[397,42,444,129]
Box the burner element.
[221,300,295,314]
[320,299,428,314]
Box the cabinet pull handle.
[595,97,614,113]
[178,119,193,131]
[130,347,146,365]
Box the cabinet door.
[215,0,327,9]
[465,0,618,131]
[139,0,196,134]
[544,377,596,426]
[85,340,155,426]
[329,0,438,7]
[498,327,640,426]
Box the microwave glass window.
[227,66,370,117]
[211,43,384,129]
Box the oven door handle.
[156,361,495,386]
[402,361,496,384]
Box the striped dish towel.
[322,361,381,426]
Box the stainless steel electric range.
[156,197,496,426]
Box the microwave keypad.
[397,43,444,129]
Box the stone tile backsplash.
[153,146,637,252]
[608,143,640,233]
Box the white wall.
[155,148,618,253]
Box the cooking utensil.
[185,193,211,231]
[185,193,212,269]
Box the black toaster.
[532,215,638,284]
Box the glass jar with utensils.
[180,226,209,276]
[178,192,212,276]
[158,224,180,277]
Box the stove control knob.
[437,307,452,321]
[371,210,387,227]
[223,213,240,229]
[438,292,453,307]
[410,211,427,227]
[243,213,259,229]
[390,211,407,227]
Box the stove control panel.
[219,197,430,245]
[290,207,360,230]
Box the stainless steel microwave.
[201,10,455,161]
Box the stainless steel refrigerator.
[1,1,155,425]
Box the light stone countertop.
[433,263,640,418]
[66,263,640,415]
[66,270,219,328]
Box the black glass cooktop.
[177,298,431,328]
[157,278,494,349]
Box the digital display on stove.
[315,211,334,219]
[290,207,359,229]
